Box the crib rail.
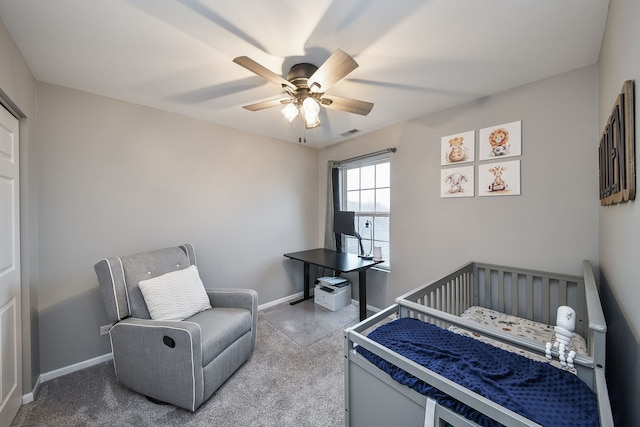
[396,261,588,339]
[396,262,475,318]
[474,263,586,337]
[582,260,607,371]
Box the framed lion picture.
[479,121,522,161]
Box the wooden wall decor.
[599,80,635,206]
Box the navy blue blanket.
[357,318,599,427]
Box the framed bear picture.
[440,130,475,165]
[479,121,521,161]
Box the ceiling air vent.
[340,129,361,137]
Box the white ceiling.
[0,0,610,148]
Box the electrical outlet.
[99,324,112,336]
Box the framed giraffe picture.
[478,160,520,197]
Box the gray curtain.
[324,160,338,251]
[321,161,338,278]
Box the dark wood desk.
[284,248,383,321]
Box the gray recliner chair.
[94,244,258,411]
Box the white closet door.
[0,104,21,426]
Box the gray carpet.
[12,300,361,427]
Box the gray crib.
[344,261,613,427]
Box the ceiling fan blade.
[233,56,296,90]
[320,95,374,116]
[242,96,292,111]
[308,49,358,93]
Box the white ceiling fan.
[233,49,374,129]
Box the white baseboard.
[258,292,381,313]
[21,293,376,404]
[22,376,40,404]
[351,298,381,314]
[258,292,304,310]
[23,352,113,404]
[40,352,113,383]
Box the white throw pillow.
[138,265,212,321]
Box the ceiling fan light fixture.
[302,97,320,128]
[304,115,321,129]
[281,103,299,122]
[302,97,320,115]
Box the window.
[341,159,390,269]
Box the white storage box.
[314,283,351,311]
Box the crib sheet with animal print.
[448,306,588,373]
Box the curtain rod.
[335,147,397,166]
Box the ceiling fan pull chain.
[298,120,307,144]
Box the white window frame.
[340,155,390,270]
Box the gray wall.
[319,65,599,309]
[597,0,640,425]
[0,18,40,392]
[35,83,319,372]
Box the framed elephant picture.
[441,165,474,198]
